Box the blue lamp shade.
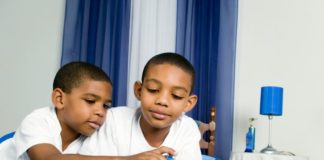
[260,86,283,116]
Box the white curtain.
[127,0,177,107]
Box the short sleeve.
[14,108,60,158]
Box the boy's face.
[134,64,197,131]
[53,79,112,137]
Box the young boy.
[0,62,174,160]
[79,53,202,160]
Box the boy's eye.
[172,94,184,100]
[147,88,159,93]
[103,103,112,109]
[85,99,96,104]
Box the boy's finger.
[154,146,176,156]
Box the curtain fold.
[215,0,238,159]
[61,0,131,106]
[176,0,237,159]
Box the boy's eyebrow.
[145,78,161,84]
[145,79,189,93]
[173,86,189,94]
[83,93,112,102]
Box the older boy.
[0,62,174,160]
[80,53,202,160]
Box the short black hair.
[53,62,112,93]
[141,52,195,93]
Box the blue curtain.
[62,0,237,159]
[61,0,131,106]
[176,0,238,159]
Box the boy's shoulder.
[109,106,138,115]
[23,106,55,120]
[178,114,196,123]
[107,106,139,122]
[30,106,54,114]
[18,106,59,132]
[104,107,139,132]
[172,114,199,130]
[110,106,137,111]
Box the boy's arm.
[27,144,175,160]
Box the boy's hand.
[125,146,175,160]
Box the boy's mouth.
[150,110,170,120]
[88,121,101,129]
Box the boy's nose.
[155,92,168,107]
[95,105,105,117]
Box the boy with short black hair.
[80,53,202,160]
[0,61,174,160]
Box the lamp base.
[260,145,278,154]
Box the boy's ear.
[183,94,198,112]
[133,81,142,100]
[52,88,64,110]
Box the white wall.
[0,0,65,135]
[234,0,324,159]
